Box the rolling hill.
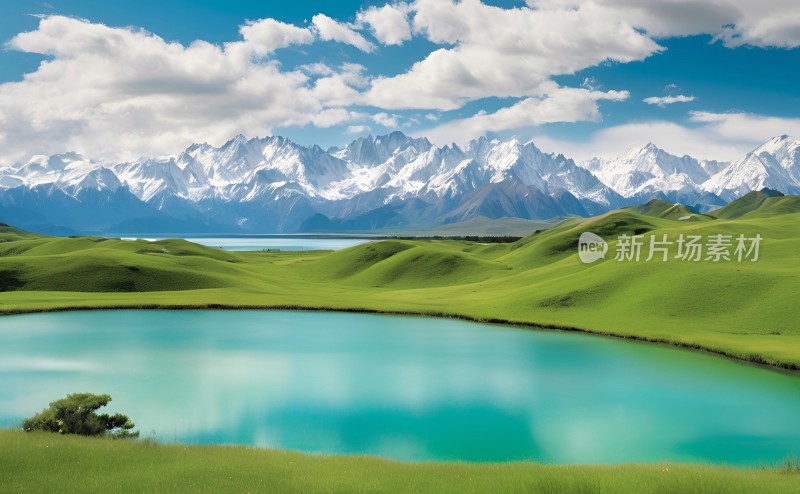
[709,188,798,219]
[0,194,799,369]
[625,199,713,221]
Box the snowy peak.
[756,134,798,154]
[2,152,105,192]
[580,142,725,210]
[68,167,123,194]
[2,133,800,233]
[753,134,800,173]
[335,131,433,167]
[580,136,800,205]
[703,136,800,201]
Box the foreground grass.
[1,431,798,494]
[0,195,799,369]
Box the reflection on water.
[0,310,799,464]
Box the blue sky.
[1,0,799,163]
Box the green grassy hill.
[3,204,800,491]
[626,199,713,222]
[380,216,560,236]
[710,188,787,219]
[1,431,797,494]
[0,234,245,292]
[725,195,800,220]
[1,196,799,369]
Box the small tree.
[22,393,139,439]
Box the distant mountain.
[1,132,799,233]
[580,143,727,211]
[703,135,800,201]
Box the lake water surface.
[119,237,371,251]
[1,310,798,464]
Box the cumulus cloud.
[534,111,800,162]
[527,0,800,48]
[298,63,335,77]
[235,18,314,56]
[346,125,372,134]
[423,87,630,145]
[367,0,800,111]
[0,15,362,162]
[357,3,412,45]
[310,63,369,107]
[371,112,400,127]
[311,14,376,53]
[3,1,800,163]
[643,95,696,107]
[363,0,660,110]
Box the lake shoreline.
[2,302,797,374]
[1,430,797,493]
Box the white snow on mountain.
[580,143,721,201]
[0,152,120,195]
[703,135,800,201]
[0,132,799,228]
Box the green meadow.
[2,191,800,492]
[1,431,798,494]
[0,191,798,369]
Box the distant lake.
[1,310,799,464]
[118,236,372,251]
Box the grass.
[1,198,800,493]
[1,431,799,494]
[0,196,799,370]
[626,199,713,221]
[710,189,795,219]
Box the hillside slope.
[0,197,799,368]
[710,188,787,219]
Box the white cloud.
[311,14,376,53]
[298,63,335,76]
[310,63,370,107]
[643,95,696,107]
[357,3,412,45]
[309,108,362,128]
[371,112,400,128]
[714,9,800,47]
[346,125,372,134]
[533,111,800,162]
[4,2,800,164]
[687,111,800,145]
[528,0,800,48]
[362,0,661,110]
[423,87,630,145]
[236,18,314,56]
[0,15,362,163]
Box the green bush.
[22,393,138,439]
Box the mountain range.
[0,132,798,234]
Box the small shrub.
[22,393,139,439]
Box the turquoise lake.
[0,310,798,464]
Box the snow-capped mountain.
[0,132,798,233]
[580,143,729,211]
[581,136,800,211]
[703,135,800,201]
